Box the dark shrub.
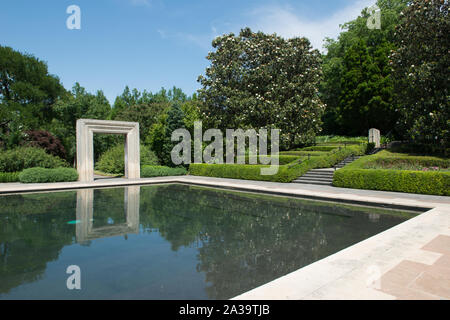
[24,130,66,159]
[19,167,78,183]
[0,147,68,172]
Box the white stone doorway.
[76,119,140,182]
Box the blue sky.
[0,0,375,104]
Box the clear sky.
[0,0,375,104]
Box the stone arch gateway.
[76,119,140,182]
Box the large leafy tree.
[114,102,170,140]
[148,102,186,166]
[0,46,66,149]
[320,0,408,136]
[111,86,187,119]
[198,28,324,149]
[51,83,115,163]
[390,0,449,151]
[112,86,189,141]
[337,39,396,135]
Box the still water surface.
[0,184,414,299]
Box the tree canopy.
[0,45,66,149]
[320,0,408,136]
[390,0,449,151]
[198,27,325,150]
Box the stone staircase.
[292,155,361,186]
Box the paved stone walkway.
[378,234,450,299]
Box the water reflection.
[0,184,415,299]
[76,187,140,243]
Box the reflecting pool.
[0,184,416,299]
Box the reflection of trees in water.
[139,184,405,299]
[0,185,406,299]
[0,192,77,294]
[0,188,128,295]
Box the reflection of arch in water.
[76,186,140,243]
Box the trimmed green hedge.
[363,156,450,169]
[189,144,366,182]
[19,167,78,183]
[141,165,187,177]
[299,146,338,152]
[333,151,450,195]
[279,151,328,157]
[237,155,302,165]
[189,163,298,182]
[0,172,21,182]
[0,147,68,172]
[334,169,450,196]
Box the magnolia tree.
[390,0,449,150]
[197,28,325,150]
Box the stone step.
[291,155,361,185]
[306,170,334,176]
[302,172,334,178]
[301,175,333,180]
[292,180,332,186]
[296,176,333,182]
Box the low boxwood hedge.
[189,163,297,182]
[236,154,302,165]
[141,165,187,177]
[279,151,328,157]
[334,168,450,196]
[333,151,450,195]
[0,172,21,182]
[363,156,450,169]
[19,167,78,183]
[298,146,339,152]
[189,144,366,182]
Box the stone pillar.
[368,128,381,148]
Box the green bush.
[279,150,329,157]
[0,172,21,182]
[141,165,187,177]
[334,169,450,196]
[0,147,68,172]
[96,143,159,174]
[19,167,78,183]
[189,164,297,182]
[364,157,450,169]
[333,150,450,195]
[236,155,302,165]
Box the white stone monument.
[76,119,140,182]
[368,128,381,148]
